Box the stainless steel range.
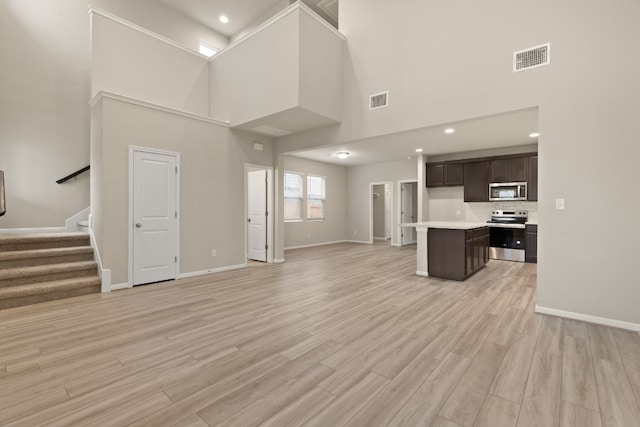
[487,210,528,262]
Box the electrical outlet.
[555,198,565,210]
[211,249,217,257]
[456,210,461,216]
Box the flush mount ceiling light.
[444,128,455,134]
[219,15,229,23]
[415,148,424,153]
[335,152,350,159]
[529,132,540,138]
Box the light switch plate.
[555,198,565,210]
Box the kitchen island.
[401,222,489,281]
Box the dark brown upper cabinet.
[528,156,538,201]
[426,162,463,187]
[464,161,490,202]
[491,157,528,183]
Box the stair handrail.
[56,165,90,184]
[0,170,5,216]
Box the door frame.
[398,179,418,246]
[128,146,181,288]
[369,181,393,245]
[244,163,274,263]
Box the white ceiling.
[288,108,539,166]
[155,0,337,39]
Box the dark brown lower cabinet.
[428,227,489,281]
[525,224,538,263]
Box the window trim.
[306,174,326,221]
[283,171,304,222]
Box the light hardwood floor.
[1,242,639,426]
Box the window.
[284,172,303,221]
[199,42,219,58]
[307,175,326,220]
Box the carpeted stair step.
[0,232,90,252]
[0,260,98,288]
[0,246,94,269]
[0,276,101,310]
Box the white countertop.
[525,221,538,226]
[401,221,488,230]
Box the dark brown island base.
[427,226,490,281]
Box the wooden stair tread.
[0,276,101,298]
[0,260,97,280]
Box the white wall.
[93,96,274,285]
[210,10,300,125]
[210,4,343,131]
[347,158,418,245]
[91,12,211,117]
[0,0,91,228]
[372,184,386,238]
[0,0,227,229]
[283,156,347,249]
[298,10,343,122]
[278,0,640,325]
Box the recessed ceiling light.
[219,15,229,23]
[529,132,539,138]
[335,151,350,159]
[444,128,455,134]
[415,148,423,153]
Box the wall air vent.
[369,91,389,110]
[513,43,550,72]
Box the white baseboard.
[177,263,247,279]
[273,258,285,263]
[391,243,401,247]
[87,214,112,293]
[535,305,640,332]
[344,240,371,245]
[416,270,429,277]
[285,240,349,250]
[110,282,131,291]
[373,237,388,241]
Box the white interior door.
[132,150,178,285]
[248,169,267,262]
[401,182,417,245]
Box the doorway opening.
[245,164,274,264]
[399,180,418,246]
[128,147,180,287]
[370,182,393,245]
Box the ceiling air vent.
[369,91,389,110]
[513,43,550,72]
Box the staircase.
[0,233,101,310]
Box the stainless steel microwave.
[489,182,527,201]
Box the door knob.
[135,223,142,228]
[247,218,251,223]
